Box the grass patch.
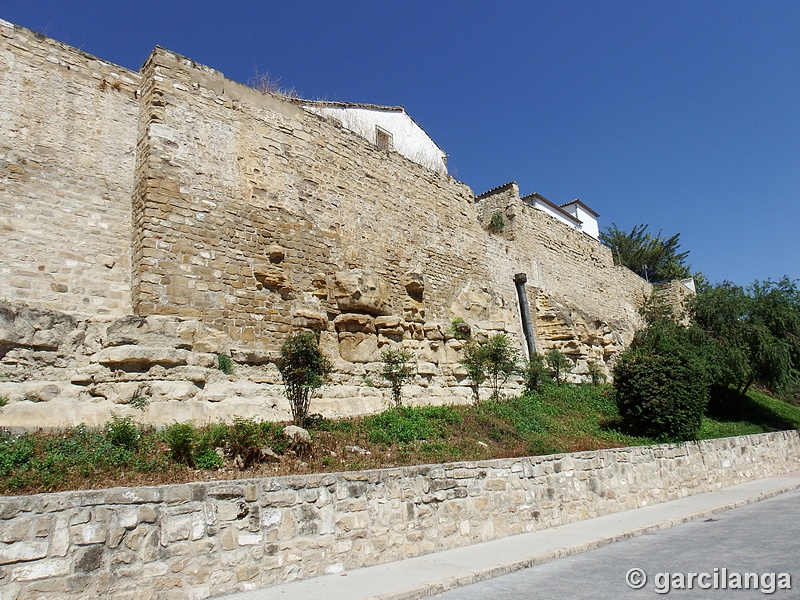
[2,385,799,496]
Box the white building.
[302,101,448,175]
[560,199,600,239]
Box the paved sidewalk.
[216,471,800,600]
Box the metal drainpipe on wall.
[513,272,537,359]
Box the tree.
[613,347,709,441]
[545,348,572,385]
[522,354,549,393]
[691,278,800,395]
[600,223,691,283]
[481,333,520,400]
[380,348,416,407]
[277,332,333,427]
[459,333,519,401]
[459,339,487,403]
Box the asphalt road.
[431,488,800,599]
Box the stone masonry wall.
[0,21,139,317]
[1,23,654,425]
[0,431,798,599]
[129,46,649,370]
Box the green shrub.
[613,348,709,441]
[217,353,235,376]
[162,422,197,466]
[587,362,607,386]
[489,211,505,233]
[446,317,471,340]
[522,355,549,393]
[130,394,150,411]
[104,415,142,450]
[194,447,223,470]
[482,334,520,400]
[227,417,266,467]
[278,331,333,427]
[0,431,35,476]
[460,339,487,402]
[545,349,572,384]
[380,348,416,407]
[0,396,8,409]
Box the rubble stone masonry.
[1,20,651,426]
[0,432,798,599]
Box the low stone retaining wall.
[1,431,799,599]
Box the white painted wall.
[303,104,447,174]
[529,198,582,230]
[561,201,600,239]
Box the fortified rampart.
[0,21,651,428]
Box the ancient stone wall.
[0,431,797,598]
[0,23,654,425]
[0,21,139,318]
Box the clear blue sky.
[3,1,799,286]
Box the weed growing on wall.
[216,353,235,376]
[489,211,505,233]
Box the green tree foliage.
[691,278,800,396]
[460,340,487,402]
[380,348,416,407]
[545,348,572,385]
[522,354,549,393]
[481,334,520,400]
[277,331,333,427]
[600,223,691,282]
[459,334,519,401]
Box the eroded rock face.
[449,281,514,331]
[292,309,328,331]
[402,270,425,299]
[333,314,376,334]
[104,315,190,349]
[331,270,392,316]
[0,301,77,355]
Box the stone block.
[95,346,190,368]
[331,270,392,316]
[333,313,375,334]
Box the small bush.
[545,349,572,384]
[380,348,416,407]
[130,394,150,411]
[460,339,487,402]
[194,448,223,470]
[104,415,141,450]
[489,211,505,233]
[522,355,549,393]
[481,334,519,400]
[162,422,196,466]
[0,396,8,409]
[613,348,709,441]
[217,353,235,376]
[446,317,471,340]
[587,363,607,386]
[0,431,35,476]
[278,331,333,427]
[227,417,274,468]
